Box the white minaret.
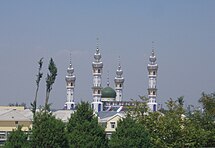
[91,40,103,112]
[114,59,124,101]
[65,57,76,110]
[147,49,158,112]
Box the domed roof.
[101,86,116,98]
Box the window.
[98,90,100,94]
[98,69,101,73]
[110,122,116,128]
[153,104,157,111]
[153,71,156,75]
[153,91,156,95]
[15,121,18,124]
[0,132,6,140]
[119,84,122,87]
[98,104,101,112]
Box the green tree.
[199,92,215,117]
[30,111,69,148]
[67,102,108,148]
[45,58,57,111]
[197,92,215,147]
[129,97,210,147]
[4,125,29,148]
[31,58,43,116]
[109,115,152,148]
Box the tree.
[109,115,152,148]
[199,92,215,117]
[4,125,29,148]
[67,102,108,148]
[30,111,69,148]
[45,58,57,111]
[129,97,211,147]
[198,92,215,147]
[31,58,43,116]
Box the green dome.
[101,86,116,98]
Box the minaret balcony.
[93,73,102,76]
[66,86,74,89]
[92,62,103,68]
[147,65,158,70]
[114,78,124,83]
[148,74,157,77]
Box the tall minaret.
[147,48,158,112]
[65,56,76,110]
[91,40,103,112]
[114,58,124,101]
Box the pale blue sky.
[0,1,214,109]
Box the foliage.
[109,115,152,148]
[31,58,43,116]
[4,125,29,148]
[199,92,215,117]
[45,58,57,111]
[129,96,214,147]
[67,102,108,148]
[30,111,68,148]
[128,96,149,118]
[8,102,27,109]
[197,92,215,146]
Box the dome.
[101,86,116,98]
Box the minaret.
[91,39,103,112]
[65,56,76,110]
[147,47,158,112]
[114,58,125,101]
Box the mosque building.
[64,42,158,112]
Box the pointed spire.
[69,52,72,64]
[107,70,110,86]
[150,41,156,63]
[118,56,121,69]
[67,52,74,75]
[69,52,72,68]
[116,56,123,77]
[94,38,101,61]
[152,41,155,57]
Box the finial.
[152,41,155,56]
[107,70,110,86]
[69,52,72,64]
[96,37,99,51]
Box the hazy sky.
[0,1,214,109]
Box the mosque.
[64,43,158,112]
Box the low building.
[98,111,125,139]
[0,107,33,146]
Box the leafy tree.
[197,92,215,147]
[129,97,211,147]
[45,58,57,111]
[4,125,29,148]
[30,111,68,148]
[67,102,108,148]
[199,92,215,117]
[109,115,152,148]
[31,58,43,116]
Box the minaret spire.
[107,70,110,86]
[114,56,125,101]
[65,54,76,110]
[147,43,158,112]
[92,38,103,112]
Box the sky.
[0,0,214,109]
